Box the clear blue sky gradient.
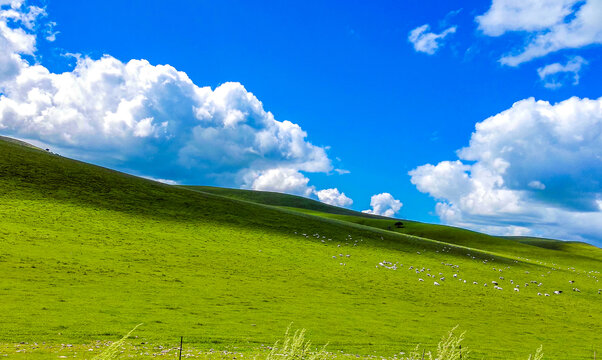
[30,0,602,223]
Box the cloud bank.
[410,96,602,244]
[0,1,354,204]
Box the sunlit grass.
[0,138,601,359]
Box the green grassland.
[0,138,601,359]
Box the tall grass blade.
[92,323,143,360]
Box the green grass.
[0,137,601,359]
[183,186,387,219]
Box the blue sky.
[1,0,602,244]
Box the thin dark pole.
[421,348,425,360]
[459,344,462,360]
[179,336,183,360]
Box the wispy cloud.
[477,0,602,66]
[408,24,457,55]
[537,56,587,89]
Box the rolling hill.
[0,136,601,359]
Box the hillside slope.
[193,187,602,269]
[1,137,601,359]
[183,186,388,219]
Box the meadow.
[0,138,601,359]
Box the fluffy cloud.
[537,56,587,89]
[242,168,314,197]
[362,193,402,218]
[315,188,353,207]
[408,24,456,55]
[476,0,579,36]
[410,96,602,244]
[0,1,38,82]
[0,2,344,196]
[477,0,602,65]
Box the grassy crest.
[0,138,601,359]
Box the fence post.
[179,336,183,360]
[459,344,462,360]
[421,349,425,360]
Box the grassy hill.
[183,186,388,219]
[0,137,601,359]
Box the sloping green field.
[1,138,601,359]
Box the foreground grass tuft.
[267,325,329,360]
[527,345,543,360]
[432,325,467,360]
[400,326,466,360]
[92,323,142,360]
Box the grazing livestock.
[434,281,440,286]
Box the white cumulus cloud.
[537,56,587,89]
[410,96,602,244]
[0,2,347,198]
[408,24,456,55]
[315,188,353,207]
[242,168,315,197]
[477,0,602,65]
[362,193,403,218]
[0,1,38,82]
